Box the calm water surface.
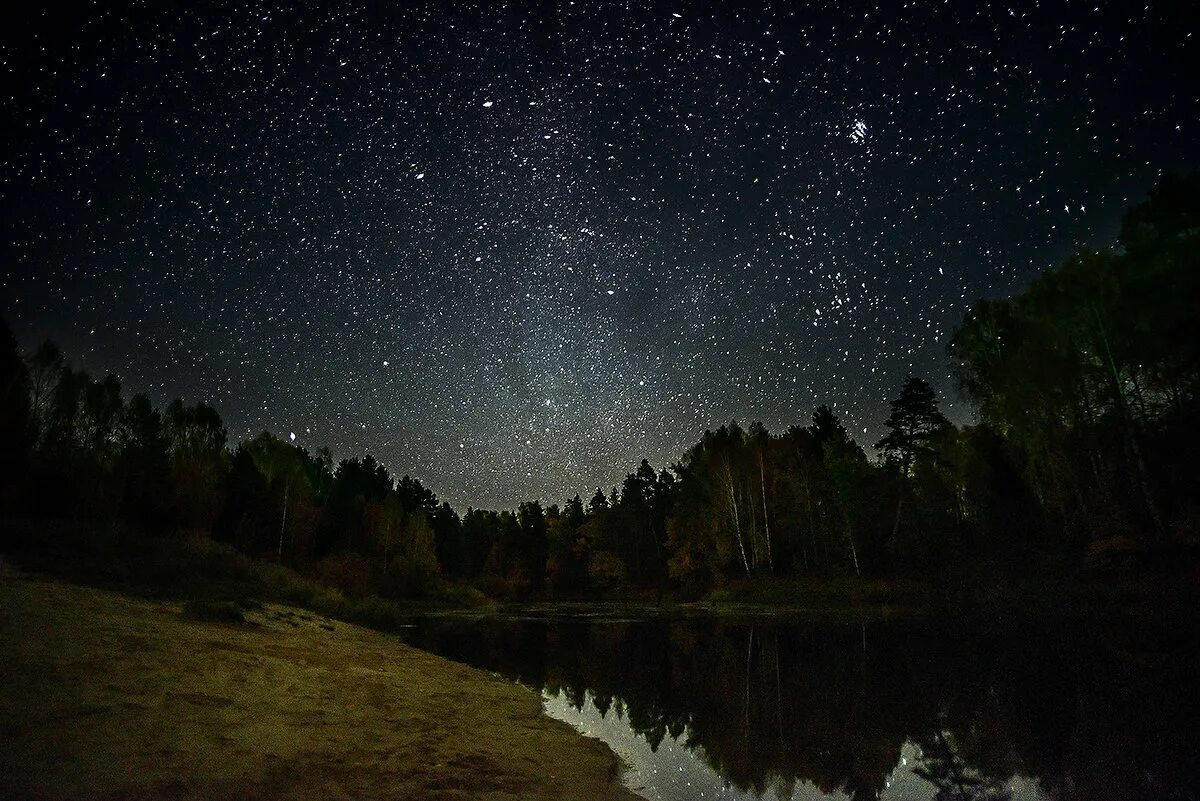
[399,609,1200,801]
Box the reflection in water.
[542,689,1029,801]
[400,612,1200,801]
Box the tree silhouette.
[876,375,950,476]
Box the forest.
[1,173,1197,604]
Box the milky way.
[2,1,1195,509]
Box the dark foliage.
[2,174,1197,599]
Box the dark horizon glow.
[2,1,1196,510]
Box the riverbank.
[3,518,1194,635]
[0,561,641,801]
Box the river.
[399,607,1199,801]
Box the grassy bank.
[4,518,1192,632]
[0,560,640,801]
[0,517,494,632]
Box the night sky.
[2,1,1195,510]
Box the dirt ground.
[0,561,641,800]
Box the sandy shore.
[0,562,640,800]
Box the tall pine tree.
[876,375,950,475]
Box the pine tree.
[875,375,950,476]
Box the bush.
[344,595,410,630]
[381,552,441,599]
[703,587,735,604]
[474,573,515,601]
[308,587,351,619]
[181,599,245,624]
[315,553,376,598]
[438,583,492,608]
[586,550,627,594]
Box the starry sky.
[2,1,1196,510]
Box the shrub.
[315,553,376,598]
[181,599,245,624]
[474,573,515,601]
[381,552,441,599]
[438,583,492,608]
[308,587,351,619]
[586,550,627,594]
[703,586,735,604]
[344,595,410,630]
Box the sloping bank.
[0,563,641,801]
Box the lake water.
[398,609,1200,801]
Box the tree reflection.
[404,612,1200,801]
[914,723,1011,801]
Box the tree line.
[1,172,1195,601]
